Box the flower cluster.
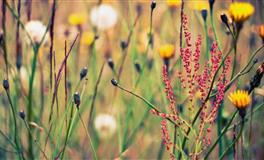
[161,120,172,151]
[162,65,177,116]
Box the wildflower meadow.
[0,0,264,159]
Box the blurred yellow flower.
[167,0,181,8]
[68,13,86,26]
[228,2,254,23]
[188,1,209,11]
[228,90,251,109]
[81,32,94,46]
[158,44,175,59]
[258,25,264,39]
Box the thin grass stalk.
[227,102,264,131]
[88,61,105,127]
[64,41,68,123]
[204,17,209,61]
[26,0,32,21]
[210,7,222,51]
[15,0,22,70]
[114,82,190,138]
[60,103,74,159]
[49,0,57,88]
[2,0,8,79]
[22,120,49,160]
[219,121,245,160]
[117,11,140,82]
[59,79,87,159]
[217,102,223,158]
[49,35,79,122]
[27,45,40,159]
[5,90,24,159]
[0,130,17,151]
[77,110,97,160]
[204,110,238,159]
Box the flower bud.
[19,110,25,119]
[80,67,88,80]
[120,41,127,50]
[107,58,114,71]
[74,92,81,107]
[201,9,207,22]
[151,0,156,10]
[3,79,9,90]
[220,13,229,26]
[111,79,118,86]
[209,0,215,11]
[134,61,141,73]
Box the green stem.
[23,120,48,160]
[5,90,24,159]
[77,110,97,160]
[60,103,74,159]
[217,104,223,158]
[27,45,39,159]
[204,110,238,159]
[204,20,209,61]
[210,9,222,51]
[219,120,244,160]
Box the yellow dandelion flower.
[258,25,264,39]
[68,13,86,26]
[228,2,254,23]
[228,90,251,109]
[188,1,209,11]
[167,0,181,8]
[158,44,175,59]
[81,32,94,46]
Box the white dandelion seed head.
[94,113,117,140]
[25,20,47,44]
[90,4,118,31]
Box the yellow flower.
[228,2,254,23]
[188,1,209,11]
[258,25,264,39]
[81,32,94,46]
[68,13,86,26]
[166,0,181,8]
[228,90,251,109]
[158,44,175,59]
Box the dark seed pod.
[111,79,118,86]
[220,13,229,26]
[134,61,141,73]
[80,67,88,80]
[120,41,127,50]
[201,9,207,22]
[247,62,264,93]
[107,58,114,71]
[19,110,25,120]
[151,0,156,10]
[74,92,81,107]
[3,79,9,90]
[209,0,215,11]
